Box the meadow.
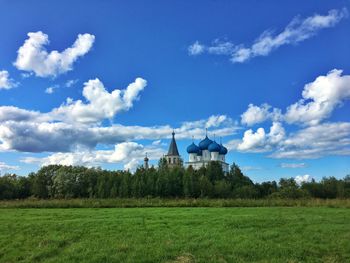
[1,206,350,262]
[1,198,350,208]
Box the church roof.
[208,141,221,152]
[187,142,199,154]
[199,136,213,150]
[219,144,228,155]
[167,131,180,156]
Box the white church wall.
[211,152,219,161]
[189,153,197,162]
[202,150,210,161]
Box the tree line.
[0,159,349,200]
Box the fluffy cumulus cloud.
[0,121,96,152]
[0,78,147,124]
[22,142,165,171]
[234,119,350,158]
[241,103,281,126]
[295,174,312,184]
[0,77,149,153]
[0,114,237,153]
[14,31,95,77]
[233,68,350,159]
[51,77,147,124]
[0,70,17,90]
[178,114,237,140]
[237,128,266,152]
[271,122,350,159]
[188,8,347,63]
[0,71,238,159]
[237,122,285,152]
[0,106,49,123]
[285,69,350,125]
[240,68,350,128]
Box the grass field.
[1,198,350,208]
[1,207,350,262]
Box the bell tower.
[165,131,182,168]
[144,153,149,169]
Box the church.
[158,131,229,173]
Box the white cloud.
[0,114,238,153]
[188,41,205,56]
[236,122,285,152]
[241,103,281,126]
[237,127,266,152]
[0,78,147,128]
[271,122,350,159]
[0,121,94,152]
[45,87,55,94]
[188,8,347,63]
[232,8,348,62]
[22,142,165,171]
[207,40,235,55]
[233,68,350,158]
[205,115,227,128]
[233,120,350,159]
[268,122,285,144]
[241,104,271,126]
[188,39,235,57]
[51,77,147,124]
[280,163,306,168]
[0,70,17,90]
[0,106,50,123]
[0,162,19,172]
[285,69,350,125]
[65,79,78,88]
[14,31,95,77]
[295,174,312,184]
[178,114,238,139]
[241,69,350,127]
[152,140,166,146]
[45,85,59,94]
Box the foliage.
[0,162,349,200]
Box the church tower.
[144,153,149,169]
[165,131,182,168]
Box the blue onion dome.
[197,149,203,156]
[198,136,213,150]
[219,144,228,155]
[187,142,200,154]
[208,141,221,152]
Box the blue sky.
[0,0,349,183]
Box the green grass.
[1,207,350,262]
[1,198,350,208]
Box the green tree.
[206,161,224,182]
[213,180,231,198]
[199,175,213,198]
[183,167,194,197]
